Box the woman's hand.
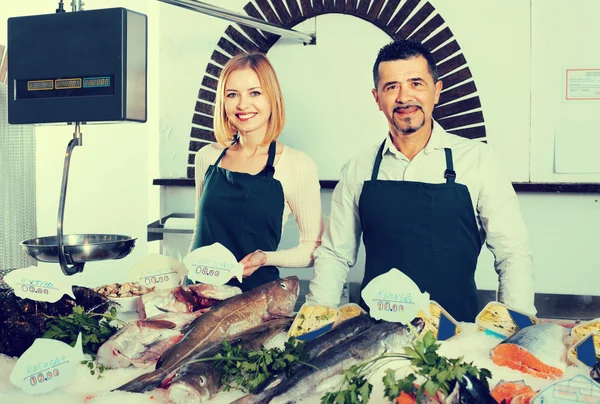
[239,250,268,277]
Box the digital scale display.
[17,76,114,99]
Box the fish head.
[445,373,496,404]
[167,363,220,403]
[96,340,133,368]
[265,276,300,317]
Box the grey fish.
[236,319,423,404]
[445,373,496,404]
[255,313,377,393]
[116,276,299,393]
[164,317,294,403]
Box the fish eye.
[280,283,287,290]
[199,376,206,386]
[460,397,468,404]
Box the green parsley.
[187,337,312,394]
[43,305,125,377]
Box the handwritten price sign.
[128,253,187,290]
[10,334,83,395]
[361,268,430,324]
[5,266,76,303]
[184,243,243,286]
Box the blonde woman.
[189,53,324,292]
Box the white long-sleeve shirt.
[190,143,324,268]
[306,123,536,315]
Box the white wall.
[1,0,161,286]
[156,0,600,297]
[3,0,599,294]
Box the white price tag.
[128,253,186,289]
[10,334,84,395]
[361,268,430,324]
[183,243,244,286]
[5,266,76,303]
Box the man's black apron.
[191,140,284,292]
[358,140,483,322]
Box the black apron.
[191,140,284,292]
[358,140,483,322]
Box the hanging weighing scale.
[7,2,147,275]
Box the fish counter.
[1,277,599,404]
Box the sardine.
[97,311,203,369]
[490,323,567,379]
[115,276,299,393]
[237,319,423,404]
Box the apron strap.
[261,141,277,178]
[371,140,387,181]
[444,148,456,184]
[214,136,239,166]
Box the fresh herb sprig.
[189,337,310,394]
[81,356,107,379]
[383,331,492,400]
[43,305,124,377]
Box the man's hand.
[239,250,268,277]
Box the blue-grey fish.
[234,319,423,404]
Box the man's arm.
[305,162,363,308]
[477,145,536,315]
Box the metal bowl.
[21,234,137,264]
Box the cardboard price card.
[361,268,429,324]
[532,374,600,404]
[128,253,187,289]
[10,334,84,395]
[416,301,461,342]
[183,243,244,286]
[476,301,538,339]
[5,266,76,303]
[567,331,599,368]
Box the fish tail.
[114,368,169,393]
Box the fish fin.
[138,319,178,329]
[114,368,169,393]
[174,286,197,309]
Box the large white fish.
[97,311,202,369]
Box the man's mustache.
[393,105,422,113]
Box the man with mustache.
[306,40,535,322]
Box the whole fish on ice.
[97,311,203,368]
[235,319,424,404]
[164,317,293,403]
[490,323,567,379]
[116,276,299,393]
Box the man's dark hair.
[372,39,439,89]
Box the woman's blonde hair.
[213,52,286,147]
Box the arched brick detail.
[187,0,486,178]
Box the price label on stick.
[183,243,244,286]
[9,334,84,395]
[5,266,76,303]
[128,253,186,289]
[361,268,429,324]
